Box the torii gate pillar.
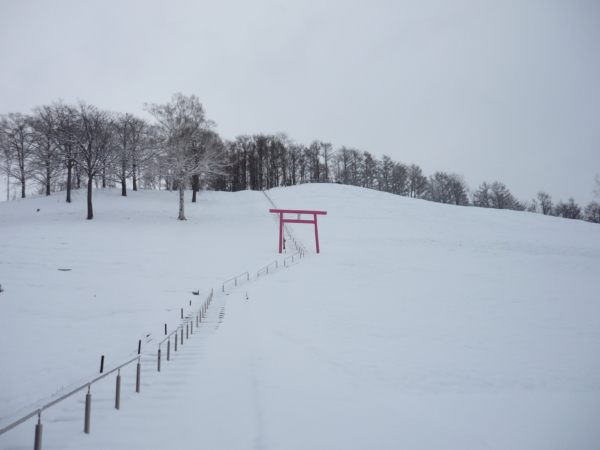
[269,209,328,253]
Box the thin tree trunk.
[46,166,51,195]
[87,175,94,220]
[132,163,137,191]
[191,174,199,202]
[121,167,127,196]
[66,162,72,203]
[178,185,186,220]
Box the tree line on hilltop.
[1,93,599,223]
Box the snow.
[1,184,599,449]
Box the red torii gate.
[269,209,328,253]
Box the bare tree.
[320,142,333,181]
[55,102,118,219]
[306,141,322,181]
[584,201,600,223]
[34,102,81,203]
[390,162,408,195]
[536,191,553,215]
[112,113,153,196]
[473,181,523,210]
[348,148,363,186]
[0,113,36,198]
[472,182,491,207]
[554,198,582,219]
[427,172,469,205]
[447,173,470,206]
[426,172,453,204]
[377,155,394,192]
[489,182,513,209]
[145,93,225,220]
[594,174,600,199]
[406,164,428,198]
[29,112,63,196]
[362,151,378,189]
[0,128,13,201]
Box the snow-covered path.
[1,184,600,449]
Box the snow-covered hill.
[1,184,599,449]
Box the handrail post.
[157,347,161,372]
[180,327,183,345]
[167,338,171,360]
[115,370,121,410]
[136,359,141,393]
[84,385,91,434]
[34,412,43,450]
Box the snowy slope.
[1,184,599,450]
[0,188,278,416]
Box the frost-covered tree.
[594,174,600,199]
[190,129,226,202]
[554,198,582,219]
[584,201,600,223]
[145,93,226,220]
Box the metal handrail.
[222,272,249,292]
[263,190,306,255]
[158,292,212,346]
[283,252,300,266]
[0,355,140,436]
[0,219,311,447]
[0,290,217,443]
[257,260,278,277]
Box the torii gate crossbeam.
[269,209,328,253]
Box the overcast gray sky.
[1,0,599,204]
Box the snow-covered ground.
[1,184,599,449]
